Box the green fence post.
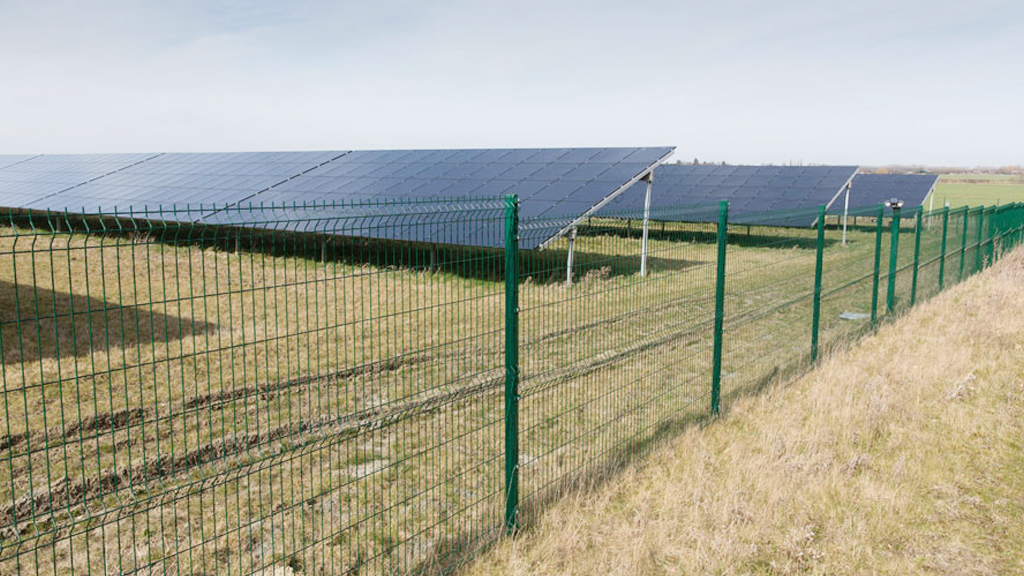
[810,205,826,362]
[974,206,985,274]
[958,207,969,282]
[1003,204,1011,254]
[1009,204,1016,249]
[886,204,901,314]
[503,194,520,533]
[938,205,950,291]
[1011,203,1019,249]
[870,204,884,325]
[1011,201,1019,247]
[710,200,729,416]
[910,206,922,306]
[987,205,997,265]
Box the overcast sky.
[0,0,1021,166]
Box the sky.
[0,0,1021,166]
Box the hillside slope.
[464,249,1024,575]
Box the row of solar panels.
[0,148,676,249]
[599,166,938,227]
[0,149,938,249]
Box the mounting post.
[870,204,884,325]
[710,200,729,416]
[974,206,985,274]
[938,206,950,290]
[910,207,922,306]
[503,195,520,534]
[640,172,653,277]
[928,191,935,229]
[886,204,901,314]
[810,205,826,362]
[958,208,969,282]
[842,182,850,246]
[566,227,576,285]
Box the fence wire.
[1,197,1021,575]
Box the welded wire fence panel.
[815,206,883,355]
[0,200,509,576]
[915,206,955,301]
[514,203,719,525]
[2,194,1023,576]
[718,207,821,399]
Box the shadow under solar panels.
[598,164,858,227]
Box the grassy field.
[932,173,1024,209]
[0,205,985,575]
[463,241,1024,576]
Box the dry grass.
[463,248,1024,575]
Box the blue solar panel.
[832,174,939,216]
[0,154,40,170]
[0,147,673,249]
[0,153,158,211]
[599,164,858,227]
[203,147,674,249]
[25,151,343,214]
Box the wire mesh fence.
[1,197,1022,575]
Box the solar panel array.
[598,165,858,227]
[27,152,343,214]
[0,153,158,210]
[0,147,673,249]
[0,154,40,170]
[834,174,939,216]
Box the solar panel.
[0,153,157,210]
[0,154,41,170]
[203,147,674,249]
[27,151,344,216]
[833,174,939,217]
[598,165,858,227]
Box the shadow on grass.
[0,280,218,364]
[577,222,841,250]
[521,249,707,284]
[6,214,712,287]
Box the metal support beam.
[928,191,935,229]
[842,183,850,246]
[870,204,884,325]
[710,200,729,415]
[886,205,901,314]
[640,173,653,277]
[810,205,826,362]
[503,195,520,533]
[566,227,576,285]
